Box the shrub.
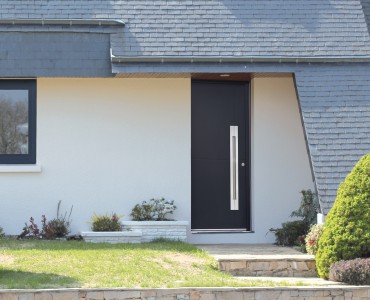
[17,200,73,240]
[18,217,40,239]
[130,198,176,221]
[90,213,123,231]
[305,224,324,255]
[269,190,319,247]
[0,226,4,238]
[290,190,320,227]
[316,153,370,279]
[329,258,370,285]
[269,220,308,246]
[44,200,73,239]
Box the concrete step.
[218,257,317,277]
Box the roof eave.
[111,55,370,63]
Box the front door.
[191,80,250,231]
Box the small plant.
[130,198,176,221]
[17,201,73,240]
[305,224,324,255]
[46,200,73,238]
[269,190,320,247]
[89,213,123,231]
[329,258,370,285]
[290,190,320,227]
[18,217,40,239]
[269,220,307,246]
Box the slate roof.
[0,0,370,58]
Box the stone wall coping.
[0,286,369,293]
[121,221,189,226]
[80,231,142,237]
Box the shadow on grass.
[0,239,201,253]
[0,269,79,289]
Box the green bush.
[130,198,176,221]
[89,213,123,231]
[316,153,370,279]
[0,226,4,238]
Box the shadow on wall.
[360,0,370,32]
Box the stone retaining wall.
[219,258,317,277]
[0,287,369,300]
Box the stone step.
[218,257,317,277]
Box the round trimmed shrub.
[316,153,370,279]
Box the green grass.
[0,239,305,289]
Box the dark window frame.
[0,80,36,164]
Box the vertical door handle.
[230,126,239,210]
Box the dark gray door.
[191,80,250,231]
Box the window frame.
[0,80,36,164]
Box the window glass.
[0,80,36,164]
[0,90,29,154]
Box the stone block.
[0,294,18,300]
[19,294,34,300]
[229,261,246,270]
[35,293,53,300]
[215,292,243,300]
[190,291,200,300]
[198,293,215,300]
[352,289,369,298]
[255,291,282,300]
[84,291,105,300]
[218,261,230,272]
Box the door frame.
[190,79,252,232]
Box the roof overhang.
[111,55,370,64]
[0,19,125,26]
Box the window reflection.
[0,90,28,154]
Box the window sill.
[0,165,42,173]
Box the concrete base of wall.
[0,287,369,300]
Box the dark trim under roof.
[0,19,125,26]
[111,55,370,64]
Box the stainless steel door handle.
[230,126,239,210]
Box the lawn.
[0,239,304,289]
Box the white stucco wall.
[0,78,191,235]
[0,76,313,244]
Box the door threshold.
[192,229,253,234]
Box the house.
[0,0,369,244]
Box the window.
[0,80,36,164]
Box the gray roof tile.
[0,0,369,57]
